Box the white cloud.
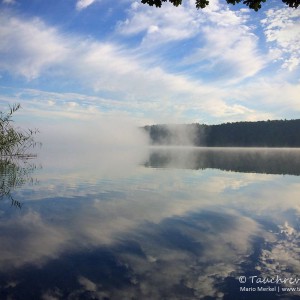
[187,26,265,82]
[118,0,265,82]
[75,0,97,11]
[117,1,204,45]
[229,79,300,118]
[0,13,68,79]
[184,6,266,81]
[0,13,211,117]
[261,7,300,71]
[0,7,298,124]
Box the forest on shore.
[143,119,300,147]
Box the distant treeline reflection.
[144,148,300,176]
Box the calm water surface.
[1,147,300,300]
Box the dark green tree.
[141,0,299,11]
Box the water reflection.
[145,147,300,175]
[0,148,300,299]
[0,157,38,208]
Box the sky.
[0,0,300,127]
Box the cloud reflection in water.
[0,147,300,299]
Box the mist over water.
[37,117,150,177]
[145,124,200,146]
[160,124,198,145]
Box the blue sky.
[0,0,300,126]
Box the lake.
[1,147,300,300]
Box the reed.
[0,104,40,157]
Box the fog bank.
[36,117,150,176]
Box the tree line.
[144,119,300,147]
